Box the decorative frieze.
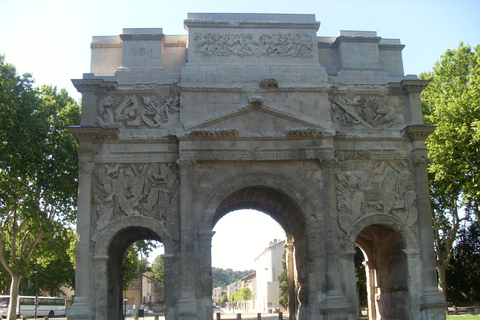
[97,94,180,129]
[193,33,314,58]
[180,147,333,161]
[186,129,239,139]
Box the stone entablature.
[70,12,446,320]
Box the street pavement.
[37,311,286,320]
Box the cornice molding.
[401,79,431,94]
[402,125,435,141]
[90,42,122,49]
[71,78,118,93]
[184,19,320,30]
[69,126,119,143]
[120,34,165,41]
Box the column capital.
[78,151,95,175]
[177,158,196,174]
[318,157,340,171]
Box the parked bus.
[0,295,66,318]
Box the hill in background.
[212,268,254,289]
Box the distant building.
[125,273,165,312]
[254,239,285,311]
[240,272,256,310]
[212,287,223,304]
[227,280,242,298]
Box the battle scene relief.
[330,94,404,128]
[97,93,180,129]
[336,161,418,234]
[92,162,180,239]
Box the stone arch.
[343,213,417,251]
[94,215,175,256]
[93,216,177,320]
[201,172,316,319]
[202,172,314,233]
[344,213,417,319]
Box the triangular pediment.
[185,98,333,136]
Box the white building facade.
[254,239,285,312]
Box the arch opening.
[107,227,165,320]
[355,224,410,320]
[210,185,307,319]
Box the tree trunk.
[7,274,21,320]
[437,259,447,296]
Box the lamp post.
[33,271,38,320]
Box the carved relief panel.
[96,92,180,129]
[92,162,180,240]
[193,33,314,58]
[336,161,418,234]
[330,89,404,128]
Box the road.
[31,311,286,320]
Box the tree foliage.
[150,255,164,283]
[420,43,480,295]
[277,250,288,309]
[446,223,480,313]
[212,268,254,289]
[32,225,76,296]
[421,42,480,218]
[0,55,80,320]
[122,240,159,289]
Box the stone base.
[66,300,94,320]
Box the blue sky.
[1,0,479,270]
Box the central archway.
[201,173,314,319]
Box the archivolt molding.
[343,213,417,250]
[201,172,314,230]
[94,215,175,257]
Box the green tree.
[150,255,164,283]
[420,43,480,295]
[0,55,80,320]
[446,223,480,314]
[122,246,140,290]
[278,250,288,309]
[122,240,158,289]
[219,294,228,305]
[33,226,76,295]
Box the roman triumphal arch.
[68,13,447,320]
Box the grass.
[356,314,480,320]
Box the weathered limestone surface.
[70,13,446,320]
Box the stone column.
[93,255,109,320]
[363,261,377,320]
[341,249,358,311]
[176,159,198,320]
[68,151,95,320]
[403,249,421,320]
[285,238,296,320]
[199,230,215,320]
[402,125,447,318]
[319,159,354,318]
[162,254,177,320]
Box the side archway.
[344,214,418,319]
[93,216,177,320]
